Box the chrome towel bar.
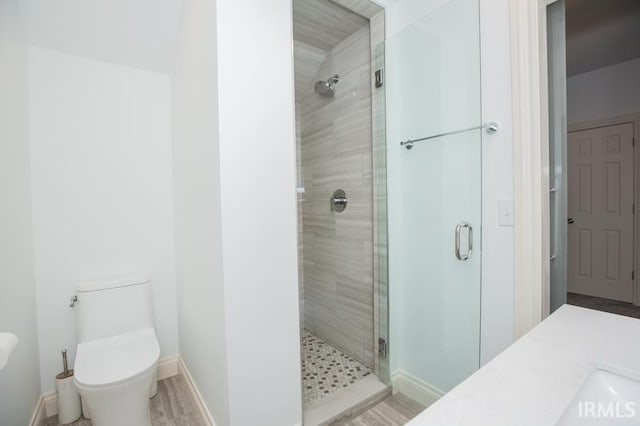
[401,122,499,150]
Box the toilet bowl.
[74,328,159,426]
[72,275,159,426]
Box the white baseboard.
[158,355,180,380]
[28,393,48,426]
[177,356,216,426]
[391,369,444,408]
[31,355,180,423]
[43,392,57,420]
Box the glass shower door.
[386,0,482,393]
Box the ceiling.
[293,0,368,51]
[331,0,385,20]
[292,0,370,98]
[24,0,380,87]
[566,0,640,76]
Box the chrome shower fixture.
[314,74,339,97]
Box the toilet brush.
[55,349,81,424]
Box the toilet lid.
[74,328,159,387]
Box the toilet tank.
[76,274,154,343]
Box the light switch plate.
[498,200,514,226]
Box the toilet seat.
[74,328,159,388]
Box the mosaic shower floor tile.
[302,330,371,405]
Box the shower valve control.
[330,189,348,213]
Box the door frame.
[509,0,557,338]
[568,114,640,306]
[510,0,640,339]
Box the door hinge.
[374,69,384,88]
[378,337,387,359]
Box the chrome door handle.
[455,222,473,261]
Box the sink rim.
[555,363,640,425]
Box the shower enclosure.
[293,1,389,421]
[294,0,486,420]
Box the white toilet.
[73,275,160,426]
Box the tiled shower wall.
[299,24,374,367]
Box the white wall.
[216,0,302,424]
[172,0,230,424]
[172,1,303,424]
[567,58,640,125]
[384,0,514,373]
[477,0,514,364]
[0,1,42,424]
[24,0,181,74]
[28,47,178,393]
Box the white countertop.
[408,305,640,425]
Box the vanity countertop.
[408,304,640,425]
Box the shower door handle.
[455,222,473,261]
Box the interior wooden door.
[567,123,635,302]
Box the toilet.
[73,275,160,426]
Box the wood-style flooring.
[568,292,640,319]
[332,394,426,426]
[45,375,425,426]
[44,374,206,426]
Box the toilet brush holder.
[55,349,81,425]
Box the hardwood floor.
[44,375,425,426]
[332,393,426,426]
[44,374,206,426]
[568,292,640,319]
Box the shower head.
[314,74,339,97]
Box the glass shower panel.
[386,0,482,393]
[547,0,567,313]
